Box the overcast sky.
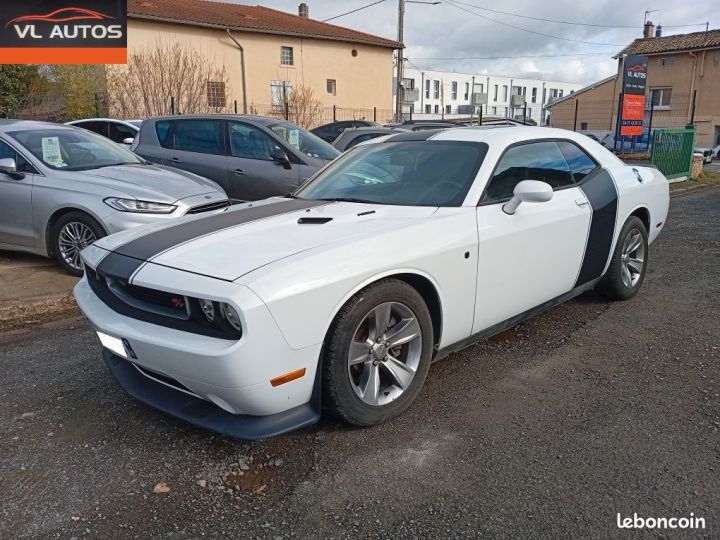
[225,0,714,85]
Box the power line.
[441,0,625,47]
[448,0,709,29]
[408,52,614,60]
[322,0,387,23]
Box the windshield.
[268,121,339,161]
[296,141,488,207]
[9,128,144,171]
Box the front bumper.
[103,350,320,439]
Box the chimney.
[655,25,663,37]
[643,20,655,39]
[298,3,309,18]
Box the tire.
[322,279,434,426]
[596,216,648,301]
[51,211,106,276]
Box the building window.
[270,80,292,107]
[581,122,588,130]
[491,106,497,114]
[502,85,508,101]
[425,79,430,99]
[445,104,452,114]
[403,78,415,90]
[280,46,294,65]
[434,104,439,114]
[649,87,673,109]
[425,104,431,113]
[451,81,457,100]
[464,82,470,100]
[559,89,564,98]
[493,85,498,101]
[477,83,484,94]
[207,81,226,108]
[326,79,336,95]
[658,57,675,66]
[434,80,440,99]
[531,87,537,103]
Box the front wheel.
[52,211,106,276]
[322,279,434,426]
[596,216,648,301]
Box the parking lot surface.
[1,188,718,538]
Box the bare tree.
[106,39,230,119]
[268,84,324,129]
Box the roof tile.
[128,0,402,49]
[617,28,720,57]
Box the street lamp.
[395,0,440,122]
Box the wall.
[547,77,617,132]
[125,19,394,114]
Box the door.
[161,119,229,191]
[472,140,595,333]
[226,121,299,200]
[0,139,37,246]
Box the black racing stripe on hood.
[96,198,328,281]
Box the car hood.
[94,198,438,281]
[69,164,224,202]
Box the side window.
[484,141,573,201]
[75,121,108,137]
[172,120,224,154]
[108,122,136,144]
[155,120,172,148]
[346,133,382,149]
[557,141,597,182]
[0,140,36,174]
[229,122,282,160]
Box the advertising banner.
[0,0,127,64]
[620,55,648,136]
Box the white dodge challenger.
[74,127,669,438]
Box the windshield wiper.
[317,197,376,204]
[282,192,299,199]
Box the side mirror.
[271,150,292,170]
[0,157,23,180]
[122,137,135,145]
[502,180,553,215]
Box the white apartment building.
[395,68,583,124]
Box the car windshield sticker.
[288,129,300,149]
[41,137,65,167]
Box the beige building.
[122,0,400,122]
[547,24,720,147]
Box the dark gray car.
[331,127,407,152]
[133,115,340,201]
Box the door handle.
[575,198,589,207]
[170,157,183,164]
[233,168,245,176]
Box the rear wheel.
[51,211,106,276]
[596,216,648,300]
[322,279,434,426]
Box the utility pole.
[395,0,405,122]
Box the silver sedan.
[0,120,229,275]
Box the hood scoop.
[297,216,333,225]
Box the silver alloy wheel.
[58,221,97,271]
[347,301,423,406]
[620,228,645,288]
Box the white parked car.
[74,127,670,438]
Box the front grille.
[186,200,230,214]
[106,278,190,320]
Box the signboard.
[457,104,475,115]
[620,55,648,136]
[0,0,127,64]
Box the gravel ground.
[1,187,718,539]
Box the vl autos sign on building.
[620,55,648,136]
[0,0,127,64]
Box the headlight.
[198,299,215,322]
[220,303,242,333]
[104,197,177,214]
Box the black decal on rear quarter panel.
[575,169,618,286]
[96,199,328,281]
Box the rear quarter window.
[155,121,172,148]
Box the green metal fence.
[650,126,696,180]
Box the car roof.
[0,119,76,132]
[145,114,285,126]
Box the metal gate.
[649,126,696,180]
